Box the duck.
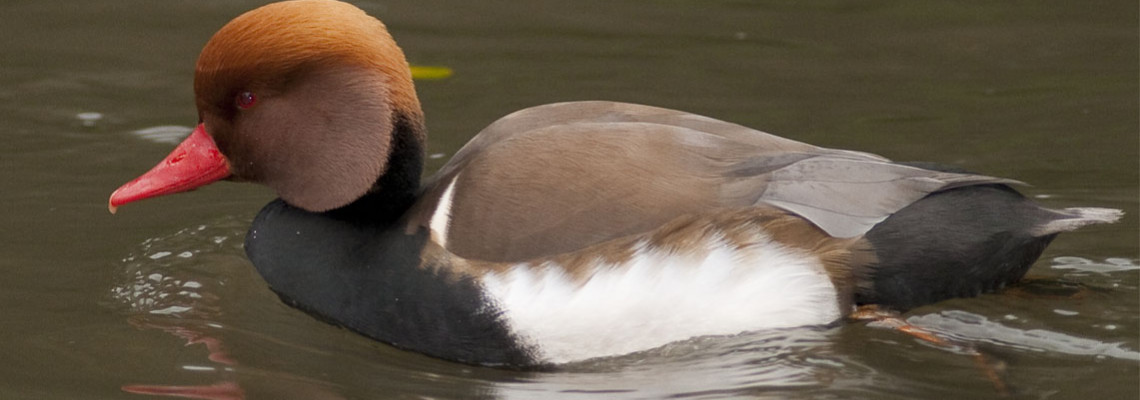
[108,0,1122,368]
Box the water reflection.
[497,328,843,399]
[1051,256,1140,274]
[110,217,248,398]
[907,310,1140,362]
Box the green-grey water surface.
[1,1,1137,399]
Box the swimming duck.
[109,0,1122,368]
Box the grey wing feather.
[756,157,1023,237]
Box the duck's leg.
[849,305,1011,397]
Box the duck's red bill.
[109,123,231,214]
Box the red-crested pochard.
[109,0,1122,367]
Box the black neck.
[245,199,537,367]
[326,111,424,223]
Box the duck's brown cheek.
[108,123,233,213]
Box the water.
[1,0,1136,399]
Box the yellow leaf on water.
[410,65,453,80]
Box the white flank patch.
[479,232,841,364]
[428,176,459,247]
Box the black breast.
[245,198,539,367]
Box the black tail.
[855,164,1121,310]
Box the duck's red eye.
[235,91,257,109]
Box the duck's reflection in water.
[110,218,343,400]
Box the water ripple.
[110,217,249,318]
[907,310,1140,362]
[1051,256,1140,274]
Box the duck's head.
[110,0,424,214]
